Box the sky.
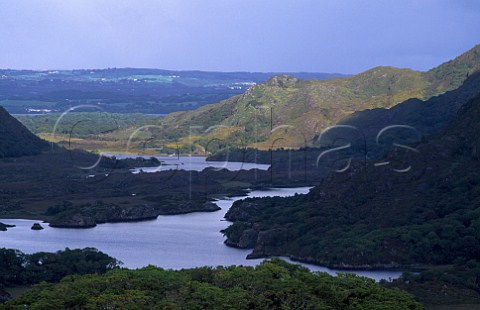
[0,0,479,74]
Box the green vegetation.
[384,261,480,308]
[7,46,479,156]
[0,248,120,288]
[222,91,480,269]
[1,46,479,310]
[15,113,159,138]
[426,43,480,95]
[0,105,270,227]
[14,112,161,153]
[1,259,421,309]
[207,72,480,183]
[153,45,480,154]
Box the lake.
[0,187,404,282]
[104,154,271,173]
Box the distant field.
[1,99,58,112]
[15,112,162,154]
[16,112,159,136]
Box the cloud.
[0,0,479,72]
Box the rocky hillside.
[222,89,480,269]
[153,45,480,152]
[0,106,49,157]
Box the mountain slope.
[426,44,480,94]
[338,71,480,151]
[0,106,49,157]
[154,44,480,152]
[222,89,480,268]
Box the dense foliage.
[1,259,421,310]
[384,260,480,307]
[0,248,120,288]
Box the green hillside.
[152,45,480,153]
[426,43,480,94]
[15,113,158,138]
[222,89,480,269]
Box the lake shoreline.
[0,187,411,280]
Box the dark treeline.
[385,260,480,306]
[0,248,120,289]
[1,259,421,309]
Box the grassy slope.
[156,45,480,151]
[15,112,159,154]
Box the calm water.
[104,154,271,173]
[0,187,403,281]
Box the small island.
[47,201,221,228]
[0,222,15,231]
[31,223,44,230]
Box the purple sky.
[0,0,479,73]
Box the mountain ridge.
[153,44,480,152]
[222,87,480,268]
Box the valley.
[1,42,480,309]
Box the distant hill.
[0,68,345,114]
[154,45,480,152]
[339,46,480,139]
[0,106,49,157]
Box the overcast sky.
[0,0,479,74]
